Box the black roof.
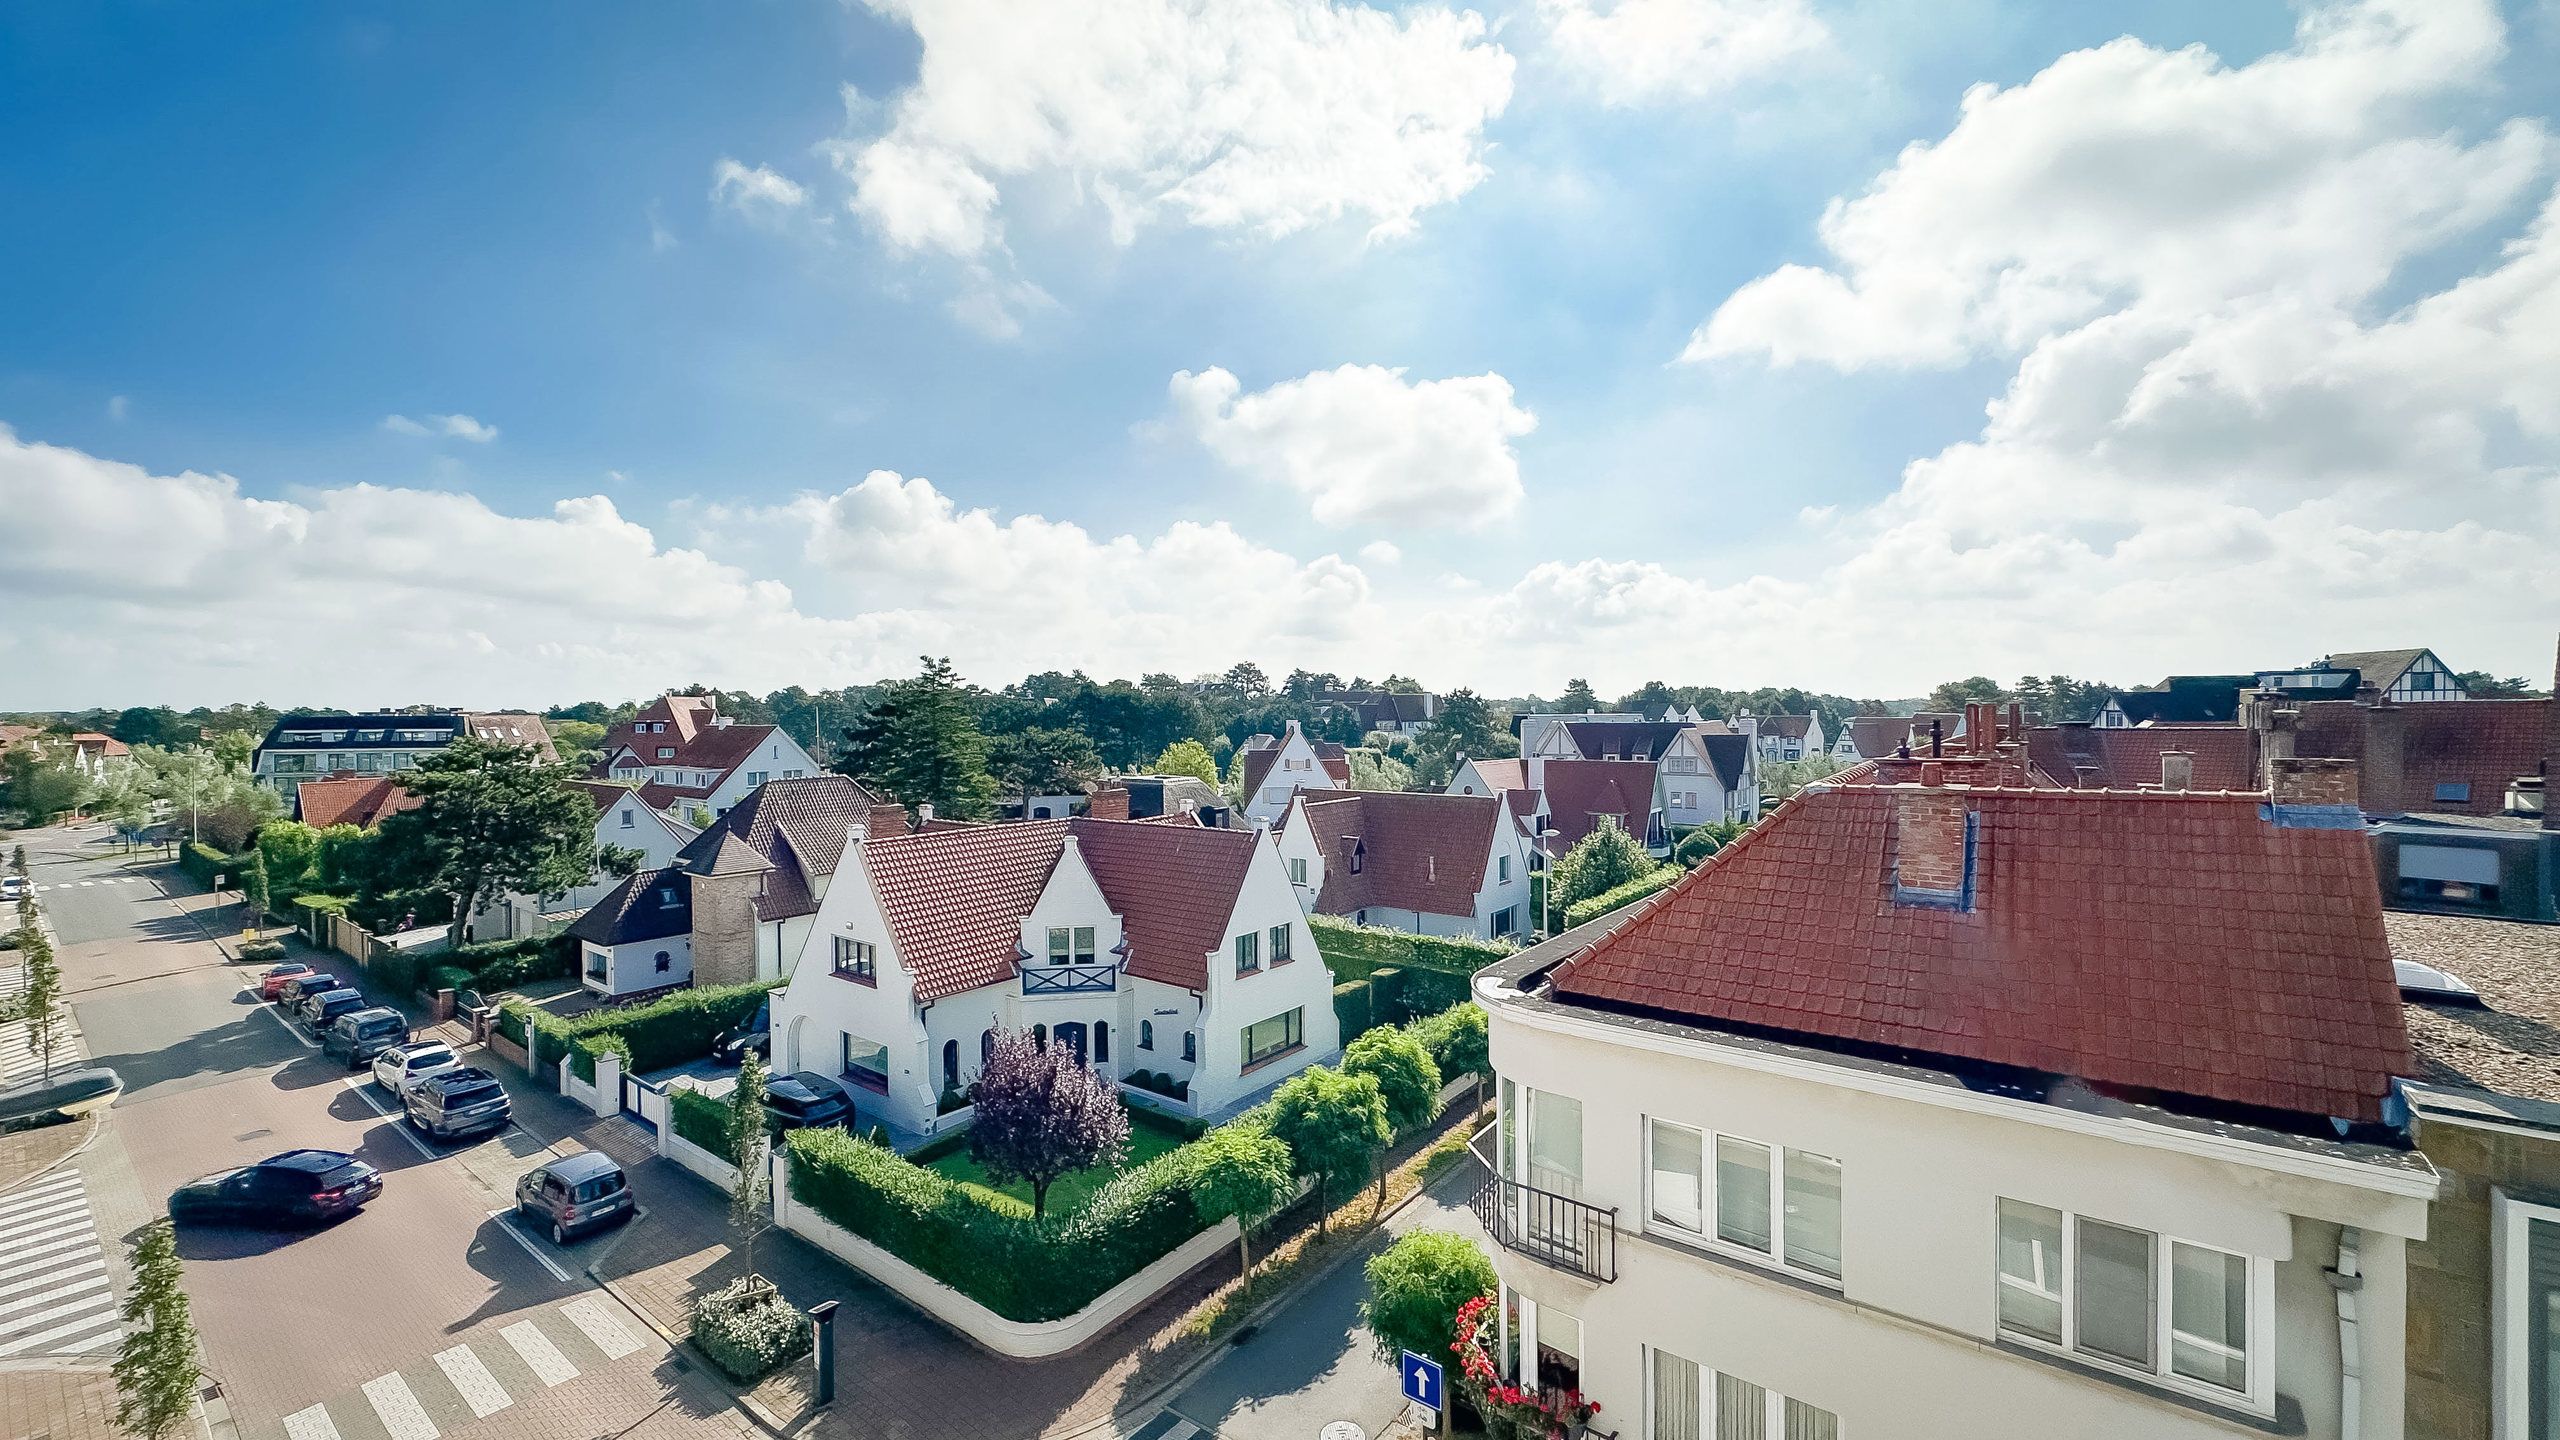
[1696,732,1754,790]
[2113,676,2249,725]
[566,868,693,946]
[257,713,466,752]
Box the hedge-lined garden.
[671,1085,732,1156]
[498,977,779,1079]
[1561,864,1683,928]
[1311,916,1501,1041]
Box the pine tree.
[1558,678,1601,712]
[112,1219,203,1440]
[833,657,999,820]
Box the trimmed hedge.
[1561,865,1682,928]
[451,933,577,990]
[364,947,419,998]
[292,893,351,944]
[691,1278,810,1382]
[671,1085,733,1157]
[180,842,239,887]
[1308,915,1509,984]
[502,977,779,1077]
[428,964,474,996]
[1332,980,1375,1042]
[570,1032,632,1085]
[237,938,287,963]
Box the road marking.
[0,1256,103,1303]
[500,1319,579,1386]
[361,1371,440,1440]
[0,1172,116,1357]
[0,1307,124,1357]
[561,1295,646,1360]
[0,1193,90,1228]
[343,1077,438,1160]
[241,981,321,1050]
[282,1402,343,1440]
[433,1344,514,1419]
[0,1273,106,1320]
[485,1209,572,1282]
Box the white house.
[769,816,1340,1133]
[595,693,820,823]
[564,869,697,997]
[464,781,698,945]
[1736,709,1825,762]
[1273,790,1534,941]
[2316,648,2469,703]
[1466,745,2431,1440]
[1520,721,1756,833]
[1237,719,1349,826]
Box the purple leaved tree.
[967,1027,1130,1220]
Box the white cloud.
[1539,0,1828,105]
[1169,364,1534,529]
[106,395,130,422]
[1689,0,2539,369]
[710,158,809,223]
[383,413,498,443]
[832,0,1515,260]
[1360,540,1402,565]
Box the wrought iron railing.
[1470,1152,1619,1284]
[1021,962,1119,996]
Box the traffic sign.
[1399,1351,1444,1412]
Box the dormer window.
[657,886,680,909]
[1046,925,1096,966]
[657,747,675,760]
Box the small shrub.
[671,1086,730,1156]
[571,1032,632,1084]
[428,965,473,995]
[236,938,287,963]
[689,1277,810,1383]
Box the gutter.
[2328,1227,2363,1440]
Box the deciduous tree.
[1342,1028,1441,1206]
[1150,739,1220,789]
[1268,1066,1391,1234]
[729,1051,773,1278]
[968,1027,1129,1219]
[1187,1124,1295,1292]
[1550,825,1657,913]
[1362,1229,1495,1366]
[112,1219,203,1440]
[377,738,602,947]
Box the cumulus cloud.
[1539,0,1827,105]
[1169,365,1534,530]
[832,0,1514,260]
[383,413,498,442]
[710,158,810,223]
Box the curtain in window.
[1650,1350,1699,1440]
[1996,1200,2065,1343]
[1716,1137,1772,1252]
[1528,1091,1583,1197]
[1780,1398,1838,1440]
[1712,1372,1766,1440]
[1649,1122,1704,1233]
[2075,1219,2157,1368]
[1782,1150,1842,1279]
[2168,1242,2249,1392]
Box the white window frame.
[1994,1200,2275,1415]
[1642,1117,1842,1287]
[2494,1189,2560,1439]
[1644,1346,1840,1440]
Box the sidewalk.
[0,1362,120,1440]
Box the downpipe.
[2327,1226,2364,1440]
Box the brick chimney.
[1088,784,1131,821]
[2159,751,2193,792]
[2269,757,2360,810]
[2361,703,2405,815]
[2257,708,2298,791]
[1891,788,1974,903]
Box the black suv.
[168,1149,383,1226]
[405,1066,513,1141]
[765,1071,854,1133]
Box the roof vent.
[2159,751,2194,792]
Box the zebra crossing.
[0,948,90,1088]
[251,1294,654,1440]
[0,1170,121,1358]
[28,875,148,892]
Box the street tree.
[1187,1124,1295,1293]
[1550,825,1658,913]
[376,738,601,947]
[834,657,999,821]
[989,727,1103,810]
[1,932,63,1079]
[1150,739,1220,789]
[1342,1028,1441,1207]
[729,1051,774,1279]
[1362,1228,1496,1367]
[112,1219,204,1440]
[1267,1065,1390,1234]
[968,1027,1129,1219]
[1411,1003,1489,1120]
[210,730,255,769]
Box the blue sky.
[4,0,2556,708]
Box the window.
[839,1032,889,1092]
[654,950,672,973]
[1094,1022,1110,1063]
[745,771,768,787]
[1241,1008,1302,1067]
[585,947,609,980]
[1046,925,1096,966]
[1996,1199,2261,1405]
[1235,931,1260,974]
[1645,1120,1841,1283]
[2494,1190,2560,1439]
[1647,1349,1838,1440]
[1498,855,1512,883]
[657,746,675,759]
[1290,857,1309,885]
[657,885,682,909]
[1268,924,1292,965]
[784,769,803,779]
[1491,905,1517,937]
[2435,781,2472,803]
[1181,1030,1196,1062]
[1139,1020,1154,1051]
[832,936,876,983]
[619,810,635,828]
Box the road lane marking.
[485,1209,572,1282]
[362,1371,440,1440]
[0,1172,116,1357]
[243,982,322,1050]
[433,1344,513,1419]
[282,1402,343,1440]
[0,1193,90,1228]
[0,1172,82,1205]
[0,1307,123,1357]
[0,1273,106,1320]
[561,1295,645,1360]
[500,1319,579,1385]
[343,1076,437,1160]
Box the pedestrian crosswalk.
[0,950,91,1088]
[0,1170,121,1358]
[1126,1411,1212,1440]
[250,1294,661,1440]
[29,875,147,892]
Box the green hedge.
[451,933,576,990]
[428,965,474,996]
[1333,980,1375,1041]
[1562,865,1683,928]
[570,1032,632,1084]
[503,977,779,1077]
[1309,915,1507,983]
[292,893,352,943]
[671,1086,733,1157]
[365,947,420,999]
[180,842,239,887]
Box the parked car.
[167,1149,382,1226]
[372,1040,462,1097]
[512,1152,635,1244]
[765,1071,854,1133]
[0,876,24,902]
[276,972,339,1006]
[405,1066,512,1141]
[711,1000,771,1066]
[296,987,367,1033]
[321,1008,410,1067]
[257,961,317,1000]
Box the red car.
[257,962,316,1001]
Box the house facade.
[1273,790,1533,941]
[1467,758,2432,1440]
[465,781,698,945]
[768,816,1340,1132]
[1238,719,1350,826]
[253,710,558,795]
[595,693,819,823]
[1526,722,1757,831]
[1737,710,1825,762]
[2321,648,2469,704]
[565,869,696,996]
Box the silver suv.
[404,1066,512,1142]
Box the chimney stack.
[2159,751,2194,792]
[1088,785,1131,821]
[845,821,868,849]
[2546,631,2559,833]
[2259,709,2298,790]
[2269,757,2360,810]
[1928,719,1944,758]
[917,802,935,825]
[2362,703,2406,814]
[1919,760,1945,788]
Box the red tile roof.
[2026,725,2258,792]
[70,732,130,758]
[1552,784,2415,1122]
[597,695,778,795]
[1069,819,1261,990]
[2293,697,2551,816]
[1538,759,1659,851]
[296,775,421,830]
[1298,791,1503,918]
[1842,713,1962,758]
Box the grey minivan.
[512,1152,634,1244]
[322,1007,410,1067]
[405,1066,512,1142]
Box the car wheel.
[552,1219,568,1245]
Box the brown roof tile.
[1539,759,1658,851]
[1299,791,1501,918]
[295,775,421,830]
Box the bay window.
[1646,1119,1841,1284]
[1996,1199,2265,1408]
[1240,1007,1302,1068]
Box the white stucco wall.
[1244,723,1342,825]
[1189,840,1341,1114]
[1481,993,2429,1440]
[583,935,692,996]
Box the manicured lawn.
[925,1112,1191,1217]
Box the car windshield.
[408,1048,453,1068]
[443,1081,502,1104]
[316,1163,371,1189]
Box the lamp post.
[809,1300,840,1405]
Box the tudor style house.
[1238,718,1350,825]
[595,693,820,823]
[1522,720,1757,831]
[2318,648,2469,704]
[1273,790,1535,941]
[464,780,697,946]
[1468,748,2433,1440]
[1737,710,1825,762]
[769,816,1340,1133]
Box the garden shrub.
[1407,1003,1488,1080]
[180,843,237,887]
[291,893,351,943]
[1332,979,1374,1041]
[502,978,778,1078]
[570,1031,632,1084]
[1562,865,1682,928]
[450,933,576,989]
[690,1277,810,1383]
[670,1085,731,1156]
[236,938,287,963]
[428,964,474,996]
[364,947,419,999]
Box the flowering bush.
[1451,1294,1601,1440]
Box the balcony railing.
[1469,1147,1619,1284]
[1021,962,1119,997]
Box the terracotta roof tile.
[295,775,421,830]
[2027,725,2258,792]
[1299,791,1500,918]
[1069,819,1260,990]
[1539,759,1658,851]
[2293,697,2551,816]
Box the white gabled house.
[1237,719,1351,826]
[1273,790,1535,942]
[595,693,821,823]
[769,816,1341,1133]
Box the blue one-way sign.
[1400,1351,1444,1412]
